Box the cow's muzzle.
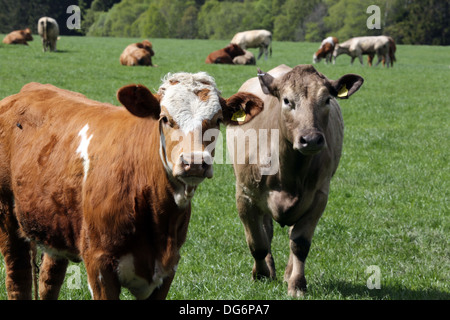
[175,151,214,185]
[295,131,326,155]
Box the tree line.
[1,0,448,45]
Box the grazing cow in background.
[37,17,59,52]
[227,64,363,297]
[313,36,338,64]
[333,36,390,67]
[231,29,272,60]
[233,50,256,65]
[0,73,264,300]
[205,43,245,64]
[2,28,33,45]
[120,40,155,66]
[368,36,396,67]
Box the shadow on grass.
[324,280,450,300]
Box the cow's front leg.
[285,190,328,297]
[147,273,175,300]
[39,253,68,299]
[237,193,276,280]
[84,253,121,300]
[257,47,264,60]
[358,54,364,65]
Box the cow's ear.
[330,74,364,99]
[257,68,279,97]
[221,92,264,125]
[117,84,160,119]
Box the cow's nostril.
[316,135,325,147]
[300,136,307,145]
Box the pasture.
[0,35,448,300]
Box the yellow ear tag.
[337,84,348,98]
[231,109,246,122]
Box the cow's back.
[38,17,59,39]
[0,83,156,256]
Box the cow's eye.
[283,98,289,105]
[325,97,331,104]
[161,115,173,127]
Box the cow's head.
[225,44,245,59]
[117,72,263,202]
[332,44,348,60]
[139,40,154,56]
[22,28,33,41]
[258,65,363,155]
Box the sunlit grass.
[0,36,448,300]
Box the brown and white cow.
[226,64,363,297]
[333,36,390,67]
[313,36,338,64]
[2,28,33,45]
[120,40,155,66]
[0,72,263,300]
[205,43,245,64]
[231,30,272,60]
[37,17,59,52]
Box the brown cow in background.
[313,36,338,64]
[2,28,33,45]
[205,43,245,64]
[120,40,155,66]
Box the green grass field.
[0,35,448,300]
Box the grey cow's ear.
[330,74,364,99]
[257,68,279,97]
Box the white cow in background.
[38,17,59,52]
[333,36,391,67]
[231,29,272,60]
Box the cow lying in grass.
[205,43,245,64]
[2,28,33,45]
[120,40,155,66]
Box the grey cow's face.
[277,75,332,155]
[257,65,364,155]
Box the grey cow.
[226,64,363,297]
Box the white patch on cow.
[76,124,93,182]
[117,254,170,300]
[88,282,94,299]
[158,72,221,134]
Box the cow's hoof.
[252,254,276,280]
[287,275,307,298]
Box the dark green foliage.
[0,0,448,46]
